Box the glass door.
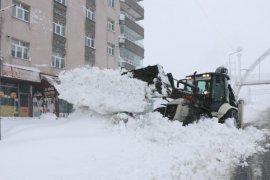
[19,93,29,117]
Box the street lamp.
[228,48,243,78]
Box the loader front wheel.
[153,107,166,116]
[219,109,240,128]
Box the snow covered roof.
[3,63,41,72]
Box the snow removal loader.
[128,65,243,128]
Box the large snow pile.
[1,66,268,179]
[0,112,269,180]
[55,67,148,114]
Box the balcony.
[120,0,144,20]
[119,35,144,58]
[119,57,142,70]
[120,13,144,38]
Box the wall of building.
[0,0,143,73]
[0,0,144,117]
[95,0,120,69]
[65,0,85,69]
[0,0,55,74]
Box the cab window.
[212,76,225,102]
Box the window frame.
[85,36,95,48]
[53,21,65,36]
[85,8,95,21]
[107,43,115,56]
[12,0,30,22]
[107,19,115,31]
[107,0,114,7]
[52,54,65,69]
[11,38,30,60]
[55,0,66,6]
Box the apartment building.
[119,0,144,70]
[0,0,144,117]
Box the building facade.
[0,0,144,117]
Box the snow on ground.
[55,67,148,114]
[0,111,268,180]
[0,67,269,180]
[243,103,270,124]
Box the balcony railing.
[119,34,144,48]
[120,12,143,27]
[120,0,144,20]
[120,57,142,67]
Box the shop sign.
[44,86,56,113]
[0,106,16,117]
[20,107,29,117]
[44,86,56,97]
[1,64,40,82]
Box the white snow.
[3,63,40,72]
[0,67,268,180]
[55,67,148,114]
[0,111,268,180]
[157,64,171,95]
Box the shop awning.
[40,74,59,86]
[1,63,40,82]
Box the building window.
[107,0,114,7]
[52,54,65,69]
[12,1,30,22]
[11,38,29,60]
[107,43,115,56]
[86,8,95,21]
[107,19,115,31]
[55,0,66,5]
[53,21,65,36]
[85,36,95,48]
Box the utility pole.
[237,51,242,85]
[0,4,16,141]
[228,48,243,93]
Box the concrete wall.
[95,0,120,69]
[0,0,122,77]
[65,0,85,69]
[0,0,54,74]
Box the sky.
[142,0,270,78]
[141,0,270,104]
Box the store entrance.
[19,93,29,117]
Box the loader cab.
[184,69,231,112]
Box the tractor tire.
[219,109,240,128]
[153,107,166,116]
[182,107,211,126]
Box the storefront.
[0,63,73,117]
[0,64,39,117]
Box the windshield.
[186,80,211,94]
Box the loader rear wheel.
[219,109,240,128]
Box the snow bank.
[113,113,269,180]
[0,112,268,180]
[55,67,148,114]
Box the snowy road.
[232,110,270,180]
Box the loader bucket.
[123,65,172,95]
